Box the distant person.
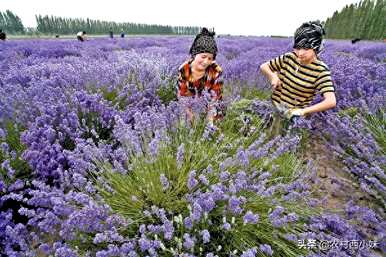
[120,30,125,38]
[260,21,336,136]
[109,29,113,39]
[0,29,6,41]
[351,38,361,44]
[77,31,87,42]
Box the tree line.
[324,0,385,40]
[0,10,25,33]
[35,15,200,35]
[0,10,201,35]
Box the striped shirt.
[268,52,334,108]
[177,60,223,100]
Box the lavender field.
[0,36,385,257]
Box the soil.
[303,135,369,210]
[302,134,384,256]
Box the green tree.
[324,0,385,40]
[35,14,200,35]
[0,10,25,33]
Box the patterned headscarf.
[293,21,325,53]
[189,28,218,59]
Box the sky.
[1,0,361,36]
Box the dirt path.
[303,134,372,210]
[302,134,384,256]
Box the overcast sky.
[2,0,361,36]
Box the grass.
[364,110,386,154]
[0,121,31,185]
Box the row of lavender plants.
[0,37,385,256]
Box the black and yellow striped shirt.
[268,52,334,108]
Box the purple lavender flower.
[163,220,174,240]
[228,195,245,215]
[183,233,195,250]
[219,171,230,181]
[0,128,6,139]
[192,202,203,221]
[38,243,52,255]
[187,170,198,190]
[200,229,210,243]
[223,222,231,231]
[199,174,209,185]
[259,244,273,256]
[241,247,257,257]
[176,143,185,169]
[268,206,284,220]
[160,174,170,190]
[243,211,259,225]
[55,245,78,257]
[184,216,193,230]
[138,236,152,252]
[236,148,249,167]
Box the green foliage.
[324,0,386,40]
[35,14,201,35]
[0,10,25,34]
[364,110,386,207]
[100,86,129,111]
[338,107,360,118]
[223,81,271,101]
[270,153,303,184]
[156,79,178,105]
[220,99,263,137]
[339,108,385,154]
[85,83,129,112]
[0,121,31,185]
[98,120,234,217]
[100,87,119,104]
[240,87,271,101]
[364,110,386,154]
[78,110,115,146]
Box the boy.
[177,28,224,126]
[260,21,336,135]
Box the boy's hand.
[285,108,305,120]
[270,74,282,89]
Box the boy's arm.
[303,92,336,114]
[290,92,336,116]
[260,62,282,89]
